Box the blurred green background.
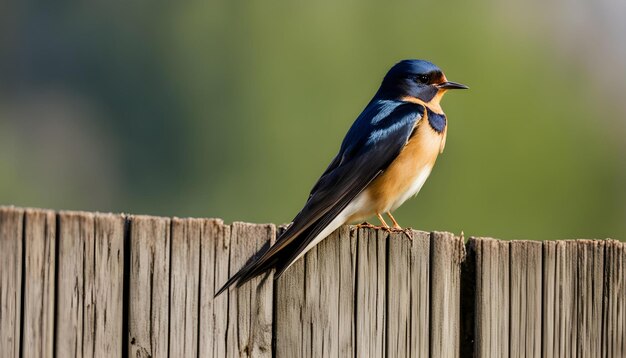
[1,1,624,240]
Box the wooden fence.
[0,206,624,357]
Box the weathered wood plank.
[275,229,306,358]
[355,228,385,358]
[338,227,357,357]
[386,230,430,358]
[3,204,626,357]
[302,245,321,358]
[575,240,604,357]
[542,239,617,357]
[82,214,97,358]
[542,240,556,357]
[410,231,431,358]
[128,215,171,358]
[0,207,24,358]
[198,219,228,358]
[470,237,510,357]
[55,212,125,358]
[169,218,202,358]
[307,225,354,358]
[275,225,354,358]
[93,213,125,357]
[303,237,329,358]
[542,240,605,357]
[509,240,542,358]
[56,211,94,358]
[212,220,232,358]
[543,240,578,357]
[22,209,56,358]
[603,240,625,357]
[430,231,464,358]
[226,222,275,358]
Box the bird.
[216,59,467,296]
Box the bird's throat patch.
[426,108,446,133]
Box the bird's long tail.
[214,226,303,297]
[214,207,349,296]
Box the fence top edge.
[468,236,501,242]
[58,210,130,221]
[431,230,464,240]
[543,238,616,245]
[0,205,621,242]
[469,236,617,244]
[171,216,225,224]
[342,225,431,235]
[22,207,56,215]
[0,205,25,214]
[231,221,276,228]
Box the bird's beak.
[436,81,469,90]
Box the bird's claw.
[353,223,413,240]
[353,222,385,230]
[383,226,414,240]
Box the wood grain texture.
[575,240,605,357]
[603,240,625,357]
[308,225,354,358]
[198,219,229,358]
[470,237,510,357]
[2,205,626,357]
[430,231,465,358]
[509,240,542,358]
[274,229,306,358]
[386,230,430,358]
[410,231,431,358]
[542,239,613,357]
[0,207,24,358]
[337,227,357,358]
[55,211,94,358]
[355,228,385,358]
[55,212,125,358]
[93,213,125,357]
[543,240,557,357]
[226,222,276,358]
[169,218,202,358]
[128,215,171,358]
[22,209,56,358]
[275,225,355,358]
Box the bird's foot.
[383,226,414,240]
[353,223,413,239]
[353,222,387,230]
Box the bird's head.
[377,59,468,107]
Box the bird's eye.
[414,75,429,84]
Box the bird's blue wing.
[302,99,425,227]
[216,99,425,294]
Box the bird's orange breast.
[364,113,445,214]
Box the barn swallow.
[216,59,467,295]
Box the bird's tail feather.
[213,221,302,296]
[215,193,357,296]
[214,216,330,297]
[214,231,299,297]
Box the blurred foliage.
[0,1,624,240]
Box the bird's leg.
[376,213,390,229]
[386,211,413,240]
[386,212,402,229]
